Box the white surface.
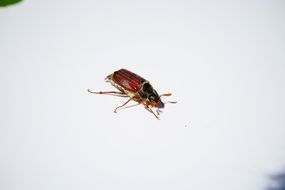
[1,1,285,190]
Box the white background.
[1,1,285,190]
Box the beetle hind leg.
[87,89,128,97]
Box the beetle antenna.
[164,101,177,104]
[160,93,176,104]
[159,93,172,97]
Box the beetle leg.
[114,98,133,113]
[115,102,141,112]
[87,89,128,97]
[139,101,159,119]
[144,105,159,120]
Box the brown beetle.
[88,68,173,119]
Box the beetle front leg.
[114,98,133,113]
[144,105,159,120]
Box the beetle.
[88,68,173,119]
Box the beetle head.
[156,99,165,108]
[148,92,164,108]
